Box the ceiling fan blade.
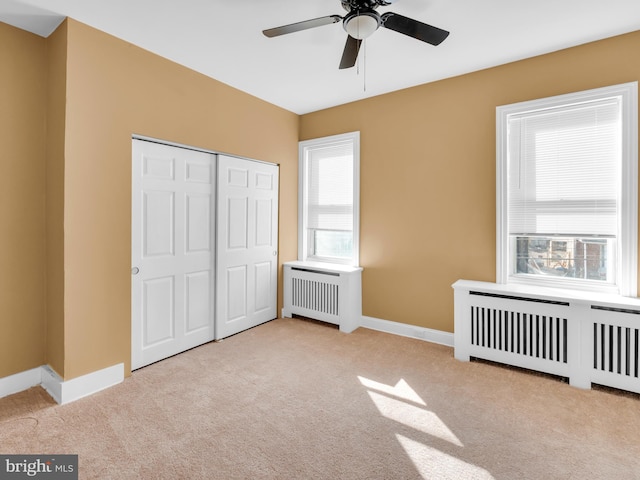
[263,15,342,38]
[381,12,449,45]
[339,35,362,69]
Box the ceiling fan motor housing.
[343,8,381,39]
[341,0,395,12]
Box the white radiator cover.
[283,261,362,333]
[453,280,640,394]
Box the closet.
[131,138,278,369]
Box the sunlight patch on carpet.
[367,391,463,446]
[357,376,426,405]
[358,376,462,447]
[396,434,495,480]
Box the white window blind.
[508,98,621,238]
[307,141,354,232]
[299,131,360,266]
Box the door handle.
[131,267,140,275]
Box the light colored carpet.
[1,317,639,479]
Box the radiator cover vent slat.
[470,290,570,306]
[591,305,640,315]
[470,306,567,363]
[291,267,340,277]
[292,278,339,316]
[593,322,640,378]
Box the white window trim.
[496,82,638,296]
[298,131,360,266]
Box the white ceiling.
[2,0,640,114]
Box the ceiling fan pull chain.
[363,38,367,92]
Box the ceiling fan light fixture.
[343,10,380,39]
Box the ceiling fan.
[263,0,450,70]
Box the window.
[497,83,638,295]
[299,132,360,266]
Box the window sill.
[284,260,362,274]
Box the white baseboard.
[40,365,63,403]
[360,316,454,347]
[2,363,124,405]
[0,367,42,399]
[42,363,124,404]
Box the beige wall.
[60,20,299,379]
[300,30,640,333]
[0,23,47,378]
[45,21,67,377]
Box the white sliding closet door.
[216,155,279,339]
[131,139,215,370]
